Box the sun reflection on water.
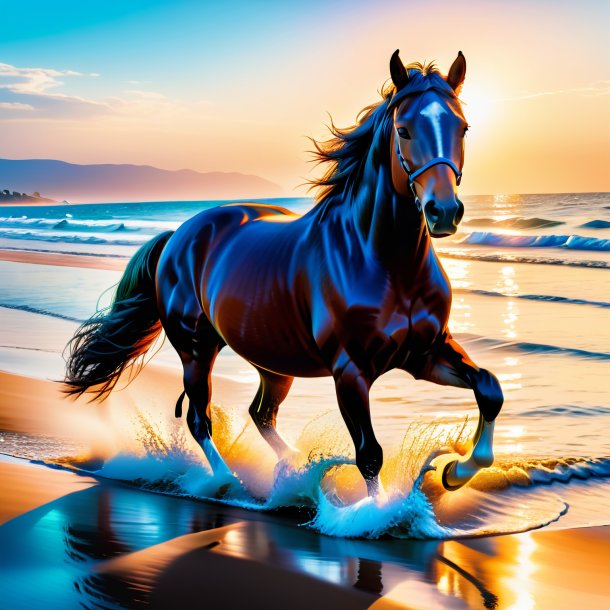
[506,533,537,610]
[442,258,472,290]
[502,300,519,340]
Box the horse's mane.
[309,62,457,207]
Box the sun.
[459,80,496,132]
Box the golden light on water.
[441,259,471,285]
[505,533,537,610]
[497,371,523,392]
[502,300,519,340]
[498,266,519,296]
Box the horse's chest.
[405,272,451,352]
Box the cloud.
[0,62,186,121]
[0,62,109,118]
[0,101,34,111]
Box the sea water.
[0,193,609,538]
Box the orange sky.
[0,1,608,195]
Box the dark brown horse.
[65,51,503,496]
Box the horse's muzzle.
[424,198,464,238]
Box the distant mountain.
[0,158,284,203]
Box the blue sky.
[0,1,608,193]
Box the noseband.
[394,127,462,202]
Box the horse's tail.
[63,230,174,400]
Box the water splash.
[63,405,577,540]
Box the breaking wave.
[460,231,610,251]
[465,216,565,229]
[0,216,178,233]
[437,249,610,269]
[0,227,150,246]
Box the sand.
[0,248,128,270]
[1,248,610,609]
[1,451,609,608]
[0,458,97,525]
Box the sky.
[0,0,608,196]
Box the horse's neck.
[349,165,431,271]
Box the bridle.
[394,126,462,205]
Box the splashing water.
[57,403,574,540]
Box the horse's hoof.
[426,452,473,492]
[440,454,491,491]
[441,460,468,491]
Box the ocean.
[0,192,609,539]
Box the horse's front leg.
[333,359,383,497]
[411,332,504,490]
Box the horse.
[64,50,503,496]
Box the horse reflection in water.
[64,50,503,495]
[0,481,499,609]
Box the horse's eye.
[397,127,411,140]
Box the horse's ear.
[390,49,409,90]
[447,51,466,92]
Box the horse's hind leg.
[248,369,295,459]
[410,331,504,490]
[180,336,232,477]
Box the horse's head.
[389,51,468,237]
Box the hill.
[0,159,284,203]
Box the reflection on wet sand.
[0,470,580,610]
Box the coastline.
[2,452,610,609]
[1,200,610,608]
[0,248,128,270]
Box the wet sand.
[0,248,128,271]
[1,249,610,609]
[1,453,610,609]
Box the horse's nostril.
[455,200,465,224]
[424,200,440,223]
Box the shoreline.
[0,247,128,270]
[1,202,610,608]
[1,452,610,609]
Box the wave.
[0,217,130,232]
[457,332,610,361]
[0,216,180,234]
[437,249,610,269]
[0,228,149,246]
[465,216,565,229]
[48,440,608,540]
[469,456,610,492]
[523,405,610,418]
[0,303,83,323]
[456,288,610,309]
[460,231,610,251]
[10,399,610,541]
[1,295,607,362]
[52,219,131,232]
[579,220,610,229]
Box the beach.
[1,193,610,608]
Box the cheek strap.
[395,128,463,189]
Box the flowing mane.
[309,62,457,207]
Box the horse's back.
[156,203,328,376]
